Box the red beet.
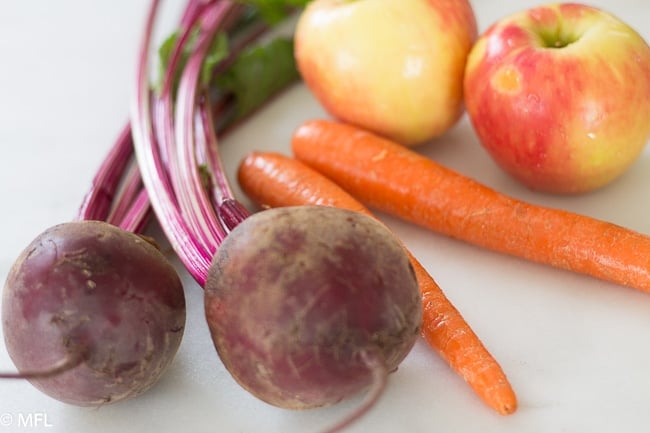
[204,206,422,416]
[1,220,185,405]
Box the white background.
[1,1,650,432]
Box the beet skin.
[204,206,422,410]
[2,220,186,405]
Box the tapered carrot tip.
[482,380,518,415]
[428,324,518,415]
[498,394,518,415]
[454,341,518,414]
[418,274,517,415]
[426,329,518,415]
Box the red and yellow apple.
[294,0,477,146]
[464,3,650,194]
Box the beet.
[1,220,185,405]
[204,206,422,412]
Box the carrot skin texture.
[238,151,517,415]
[291,119,650,293]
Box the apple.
[294,0,478,146]
[464,3,650,194]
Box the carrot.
[291,119,650,293]
[238,151,518,415]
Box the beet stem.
[106,161,144,225]
[198,94,233,204]
[118,189,152,233]
[173,1,235,252]
[77,123,135,222]
[156,1,230,256]
[319,350,389,433]
[131,0,213,283]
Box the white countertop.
[1,1,650,432]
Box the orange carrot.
[291,119,650,293]
[238,151,518,415]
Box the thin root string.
[0,351,87,380]
[318,351,389,433]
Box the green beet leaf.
[216,37,300,122]
[157,30,229,93]
[233,0,313,24]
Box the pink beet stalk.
[158,4,234,256]
[76,122,152,233]
[77,124,136,222]
[131,0,259,284]
[131,0,212,283]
